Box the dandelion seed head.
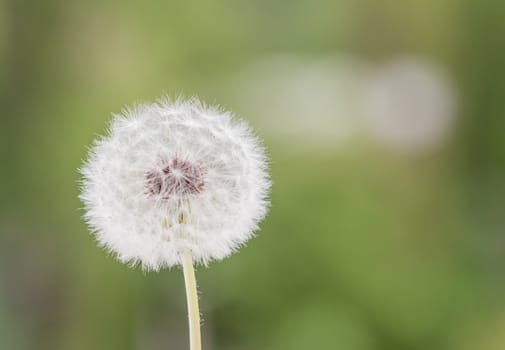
[79,97,270,270]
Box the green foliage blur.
[2,1,505,349]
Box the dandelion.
[79,96,270,350]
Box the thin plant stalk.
[182,249,201,350]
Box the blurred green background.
[2,1,505,349]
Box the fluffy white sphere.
[80,97,270,270]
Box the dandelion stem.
[182,249,201,350]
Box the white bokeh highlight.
[362,58,457,153]
[228,54,457,155]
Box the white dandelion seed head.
[79,97,270,270]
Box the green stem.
[182,249,201,350]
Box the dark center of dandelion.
[145,159,205,199]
